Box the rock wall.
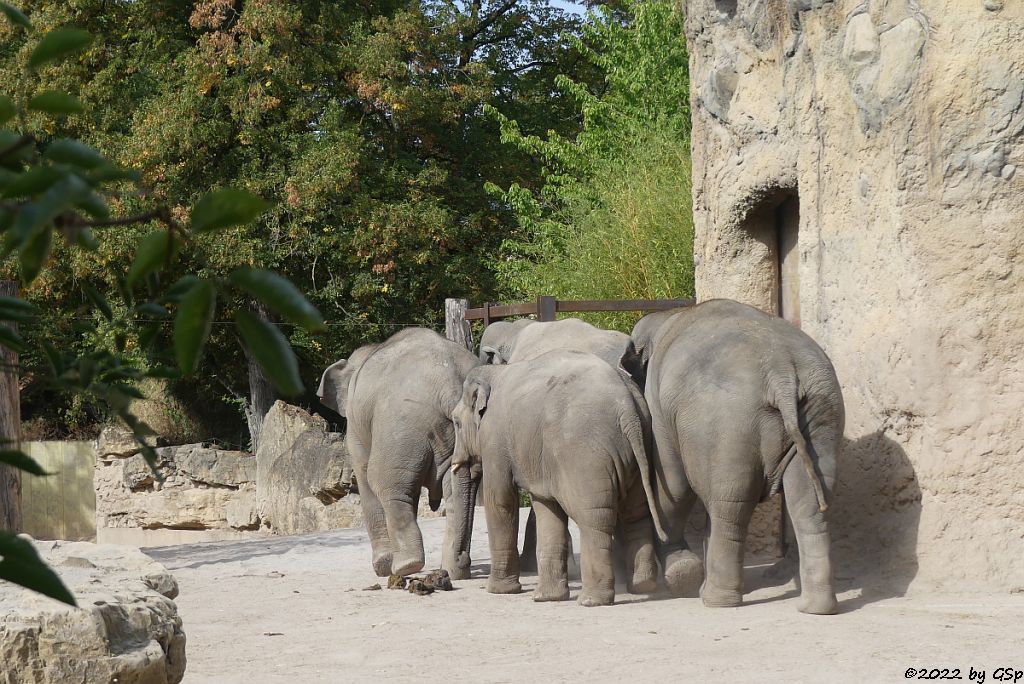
[95,435,260,534]
[685,0,1024,591]
[0,540,185,683]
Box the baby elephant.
[451,351,666,606]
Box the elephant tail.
[622,413,669,543]
[772,377,829,513]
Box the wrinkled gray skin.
[478,318,537,364]
[317,328,481,579]
[630,307,688,369]
[479,317,644,573]
[644,299,844,614]
[451,351,666,606]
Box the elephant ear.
[468,379,491,424]
[618,340,646,392]
[479,344,500,365]
[317,359,351,417]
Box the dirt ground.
[146,515,1024,683]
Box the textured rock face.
[256,401,361,535]
[686,0,1024,590]
[95,443,259,532]
[0,540,185,684]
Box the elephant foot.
[797,590,838,615]
[392,554,425,577]
[577,590,614,607]
[628,574,658,595]
[443,551,472,580]
[663,549,703,597]
[700,584,742,608]
[487,576,522,595]
[532,586,570,602]
[372,551,393,577]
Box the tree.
[487,0,694,329]
[0,2,322,604]
[1,0,594,445]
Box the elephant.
[317,327,481,579]
[629,307,688,367]
[478,318,536,364]
[478,316,644,572]
[450,350,666,606]
[642,299,845,614]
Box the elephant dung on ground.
[643,299,845,614]
[317,327,481,579]
[451,350,665,606]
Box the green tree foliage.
[0,3,325,603]
[487,0,693,330]
[0,0,590,441]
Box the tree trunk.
[0,281,21,532]
[243,301,276,452]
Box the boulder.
[166,445,255,488]
[0,539,185,684]
[256,401,356,535]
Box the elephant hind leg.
[576,511,616,607]
[349,434,393,577]
[702,498,757,608]
[618,483,658,595]
[366,442,429,577]
[532,498,570,602]
[783,458,838,615]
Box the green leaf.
[0,449,49,476]
[190,188,269,233]
[0,325,27,354]
[126,231,175,287]
[88,164,141,184]
[27,91,84,116]
[0,3,30,29]
[164,275,200,304]
[1,166,64,198]
[19,227,52,284]
[133,302,169,319]
[174,279,215,375]
[43,139,105,169]
[229,267,325,332]
[83,283,113,321]
[0,296,37,315]
[235,309,303,396]
[0,96,15,124]
[28,28,92,70]
[0,531,75,606]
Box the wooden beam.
[0,280,21,532]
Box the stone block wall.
[685,0,1024,591]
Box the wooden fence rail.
[444,295,694,352]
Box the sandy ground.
[146,514,1024,684]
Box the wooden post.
[444,298,474,351]
[0,280,21,532]
[537,295,557,322]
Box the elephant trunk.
[443,467,479,580]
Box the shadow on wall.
[832,429,922,608]
[749,429,921,612]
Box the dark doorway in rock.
[776,194,800,327]
[715,0,738,18]
[740,187,800,326]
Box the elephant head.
[451,374,490,478]
[630,308,687,371]
[478,318,536,365]
[316,343,379,417]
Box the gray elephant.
[451,351,665,606]
[642,299,844,614]
[629,307,687,367]
[478,318,536,364]
[317,327,480,579]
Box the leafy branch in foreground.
[0,2,324,605]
